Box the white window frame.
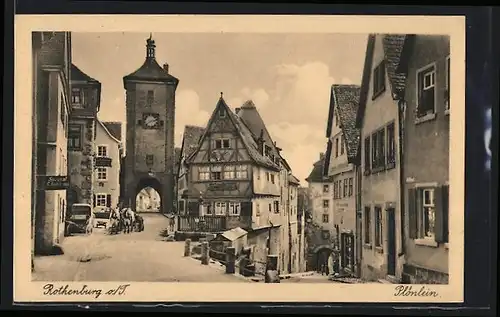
[414,183,439,247]
[374,206,383,250]
[421,188,436,240]
[96,167,108,181]
[223,165,236,179]
[323,199,329,209]
[415,62,438,123]
[96,193,107,207]
[214,202,226,215]
[210,165,223,180]
[97,145,108,157]
[198,166,210,180]
[322,213,329,223]
[71,87,83,107]
[228,202,241,216]
[214,138,230,149]
[236,165,248,179]
[323,184,329,193]
[445,55,450,114]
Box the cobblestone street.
[32,213,249,283]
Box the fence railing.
[177,215,252,233]
[183,239,280,283]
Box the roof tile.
[102,121,122,141]
[382,34,408,94]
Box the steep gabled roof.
[187,97,280,171]
[356,34,410,131]
[96,119,120,144]
[330,85,361,163]
[289,175,301,185]
[322,139,333,177]
[181,125,205,159]
[305,157,333,183]
[102,121,122,141]
[236,100,282,159]
[382,34,410,97]
[71,64,99,83]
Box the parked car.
[66,203,92,235]
[93,207,111,229]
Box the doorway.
[386,207,396,276]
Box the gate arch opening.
[135,177,162,213]
[313,246,334,273]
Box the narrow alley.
[32,213,249,283]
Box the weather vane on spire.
[220,92,224,99]
[149,32,153,40]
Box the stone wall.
[402,264,449,284]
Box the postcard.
[14,14,465,303]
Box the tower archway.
[134,177,162,213]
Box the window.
[97,145,108,157]
[322,214,329,223]
[204,204,213,215]
[219,107,226,118]
[364,207,371,244]
[146,154,154,166]
[274,201,280,213]
[372,128,386,171]
[68,124,82,151]
[422,188,436,239]
[333,181,338,199]
[340,136,345,155]
[97,167,107,181]
[264,145,272,157]
[386,122,396,169]
[266,172,270,181]
[236,165,248,179]
[210,165,222,180]
[96,194,107,207]
[71,88,82,106]
[270,174,275,184]
[417,64,436,118]
[335,138,339,157]
[198,166,210,180]
[373,60,386,98]
[343,179,348,198]
[268,203,272,212]
[146,90,154,106]
[255,203,261,216]
[227,202,240,215]
[364,137,371,175]
[178,200,185,213]
[223,165,235,179]
[323,200,329,209]
[214,138,230,149]
[374,206,383,248]
[214,202,226,215]
[348,178,353,196]
[323,184,329,193]
[445,56,450,111]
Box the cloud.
[175,89,211,147]
[227,61,345,182]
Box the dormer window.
[264,144,272,157]
[71,88,83,107]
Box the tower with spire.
[122,34,179,214]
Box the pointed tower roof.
[123,34,179,88]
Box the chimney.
[163,63,169,73]
[319,152,325,160]
[235,107,241,115]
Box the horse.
[108,208,121,235]
[121,208,134,234]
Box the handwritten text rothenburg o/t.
[42,283,130,299]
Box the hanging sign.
[37,175,70,190]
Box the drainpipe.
[397,97,407,257]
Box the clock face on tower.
[142,113,160,129]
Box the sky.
[71,32,368,184]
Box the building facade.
[92,120,123,210]
[304,154,335,272]
[323,84,361,276]
[122,35,179,214]
[296,186,309,272]
[32,32,72,254]
[181,97,299,274]
[356,34,406,282]
[395,35,450,284]
[67,64,101,211]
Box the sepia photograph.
[14,15,465,303]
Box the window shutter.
[434,185,445,243]
[93,194,96,208]
[408,188,418,239]
[240,201,252,217]
[106,194,112,208]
